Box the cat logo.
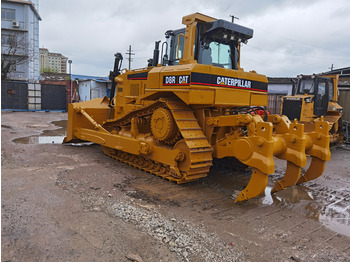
[163,75,190,86]
[179,75,189,84]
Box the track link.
[102,146,185,182]
[166,100,212,181]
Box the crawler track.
[102,99,213,183]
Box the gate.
[1,81,28,110]
[41,84,67,110]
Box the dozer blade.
[296,157,326,184]
[63,97,110,143]
[235,168,268,203]
[271,161,301,193]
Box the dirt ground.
[1,111,350,262]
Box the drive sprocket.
[151,107,180,144]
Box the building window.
[1,33,15,46]
[1,8,16,20]
[1,34,9,45]
[3,60,17,72]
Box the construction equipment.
[281,74,343,146]
[64,13,331,202]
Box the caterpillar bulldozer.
[281,74,343,146]
[64,13,331,202]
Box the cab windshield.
[299,79,315,94]
[169,32,235,69]
[200,41,233,69]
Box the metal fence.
[267,94,284,114]
[41,84,67,110]
[1,81,67,111]
[1,81,28,110]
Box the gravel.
[108,198,243,262]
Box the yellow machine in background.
[281,74,343,146]
[64,13,331,202]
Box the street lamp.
[68,59,72,103]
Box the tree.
[40,67,59,74]
[1,30,33,80]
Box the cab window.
[207,42,232,69]
[172,32,185,65]
[318,81,326,96]
[329,81,334,101]
[299,79,315,94]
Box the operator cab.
[161,19,253,70]
[293,75,332,116]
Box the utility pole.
[68,59,72,102]
[125,45,135,70]
[230,15,239,23]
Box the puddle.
[262,185,350,237]
[321,216,350,237]
[13,136,65,144]
[13,120,67,144]
[319,198,350,237]
[262,185,314,205]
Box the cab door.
[167,29,185,65]
[313,78,329,116]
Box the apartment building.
[39,48,68,74]
[1,0,41,81]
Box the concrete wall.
[28,83,41,110]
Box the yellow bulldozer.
[64,13,331,202]
[281,74,343,146]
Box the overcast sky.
[39,0,350,77]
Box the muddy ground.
[1,111,350,262]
